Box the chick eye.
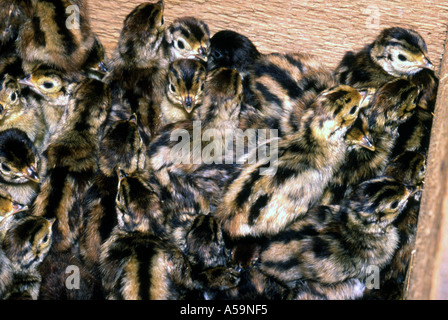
[177,39,185,50]
[10,91,18,102]
[42,82,54,89]
[1,163,11,172]
[390,200,399,210]
[170,83,176,92]
[212,49,223,59]
[200,83,205,91]
[349,105,358,115]
[398,54,408,62]
[161,17,164,25]
[42,234,49,243]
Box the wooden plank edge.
[405,26,448,300]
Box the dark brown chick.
[363,151,425,300]
[160,58,207,125]
[257,176,412,295]
[0,128,40,206]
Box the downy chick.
[257,176,412,294]
[1,215,54,300]
[80,115,146,269]
[215,85,365,239]
[162,16,210,64]
[99,170,194,300]
[0,128,40,206]
[0,0,34,45]
[335,27,434,88]
[160,58,207,125]
[105,1,165,144]
[364,151,426,300]
[33,78,110,253]
[0,187,28,238]
[324,78,420,205]
[184,214,240,299]
[17,0,98,74]
[249,52,337,136]
[0,74,45,148]
[19,64,78,146]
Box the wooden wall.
[88,0,448,72]
[87,0,448,300]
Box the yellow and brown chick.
[323,78,420,205]
[160,58,207,125]
[215,85,365,239]
[162,16,210,64]
[33,78,110,253]
[19,64,78,146]
[80,115,146,271]
[0,74,45,148]
[99,169,195,300]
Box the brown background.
[87,0,448,299]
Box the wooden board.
[88,0,448,72]
[405,29,448,300]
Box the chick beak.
[360,133,375,151]
[11,202,28,215]
[19,76,35,88]
[418,56,434,71]
[195,47,208,62]
[25,166,40,183]
[183,96,194,114]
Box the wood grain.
[406,28,448,300]
[87,0,448,72]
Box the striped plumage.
[32,78,110,253]
[256,176,411,293]
[1,215,54,300]
[0,75,45,148]
[323,78,419,205]
[17,0,97,74]
[160,58,207,125]
[0,128,41,206]
[216,85,365,239]
[162,16,210,63]
[99,169,194,300]
[106,1,165,145]
[99,231,194,300]
[80,115,146,269]
[364,151,425,300]
[248,52,337,136]
[335,27,433,88]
